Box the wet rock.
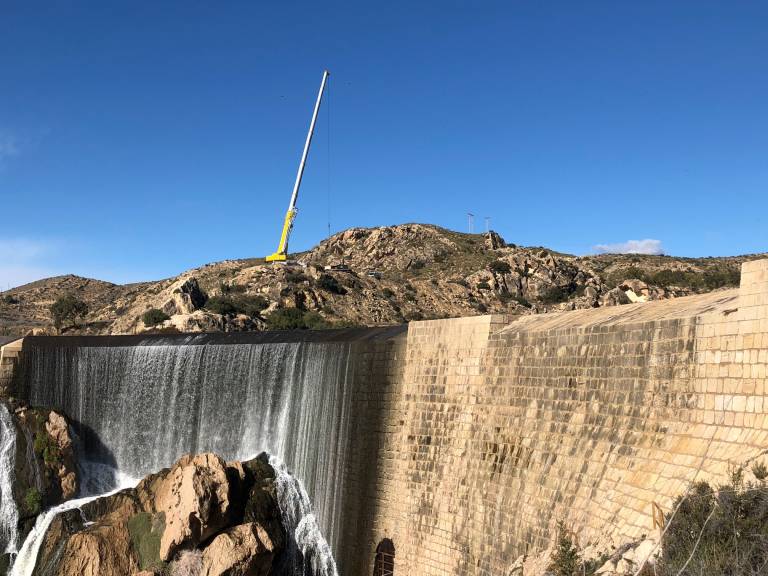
[35,452,284,576]
[11,406,80,537]
[152,453,233,560]
[200,522,278,576]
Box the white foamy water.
[0,403,19,555]
[270,455,339,576]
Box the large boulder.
[162,278,208,316]
[151,453,233,560]
[200,523,279,576]
[35,453,284,576]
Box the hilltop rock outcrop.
[35,452,284,576]
[1,223,756,336]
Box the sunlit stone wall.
[359,259,768,576]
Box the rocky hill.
[0,224,763,336]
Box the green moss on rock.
[127,511,166,572]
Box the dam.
[2,258,767,575]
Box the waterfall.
[0,403,19,555]
[271,455,338,576]
[15,331,400,573]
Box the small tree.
[548,521,581,576]
[266,308,328,330]
[317,274,347,295]
[50,294,88,331]
[489,259,511,274]
[142,308,170,327]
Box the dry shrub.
[171,550,203,576]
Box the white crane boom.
[267,70,330,262]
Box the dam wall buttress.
[360,259,768,576]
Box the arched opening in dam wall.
[5,259,768,575]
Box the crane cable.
[326,73,331,241]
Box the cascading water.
[271,455,338,576]
[15,330,401,574]
[0,403,19,555]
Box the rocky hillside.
[0,224,763,336]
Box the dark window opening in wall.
[373,538,395,576]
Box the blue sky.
[1,1,766,288]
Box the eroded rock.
[35,452,284,576]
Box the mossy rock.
[128,512,167,572]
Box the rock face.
[0,223,756,336]
[35,453,284,576]
[10,405,79,534]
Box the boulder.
[200,523,278,576]
[152,453,233,560]
[166,310,224,333]
[35,452,284,576]
[162,278,208,316]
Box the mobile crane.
[266,70,330,262]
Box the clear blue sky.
[1,1,766,288]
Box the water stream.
[0,403,19,555]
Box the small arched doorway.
[373,538,395,576]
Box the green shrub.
[237,295,269,316]
[381,288,395,299]
[142,308,170,327]
[655,474,768,575]
[753,461,768,481]
[606,265,741,292]
[476,281,491,290]
[285,271,309,284]
[204,295,269,317]
[540,285,571,304]
[50,294,88,330]
[204,296,238,316]
[24,488,41,515]
[219,282,246,294]
[266,308,328,330]
[489,260,511,274]
[317,274,347,295]
[1,294,18,305]
[33,432,61,466]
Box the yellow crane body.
[265,209,296,262]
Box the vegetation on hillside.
[548,462,768,576]
[204,294,269,317]
[49,294,88,331]
[142,308,170,327]
[1,225,762,336]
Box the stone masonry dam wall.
[6,259,768,576]
[356,258,768,576]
